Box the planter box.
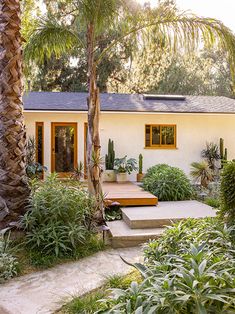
[137,173,145,182]
[104,170,116,182]
[116,173,127,183]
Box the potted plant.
[114,156,137,183]
[137,154,145,182]
[104,139,116,182]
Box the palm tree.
[24,1,235,212]
[190,161,213,188]
[0,0,29,226]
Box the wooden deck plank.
[103,182,158,206]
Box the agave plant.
[190,161,213,188]
[71,161,84,181]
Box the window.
[145,124,176,148]
[35,122,44,164]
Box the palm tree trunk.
[0,0,29,226]
[86,23,103,221]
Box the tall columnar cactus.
[105,139,115,170]
[220,138,228,168]
[139,154,143,174]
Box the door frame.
[51,122,78,177]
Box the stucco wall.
[24,111,235,180]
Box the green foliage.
[105,208,122,221]
[0,234,19,283]
[102,218,235,313]
[190,161,213,188]
[143,164,194,201]
[205,197,220,208]
[71,162,84,181]
[138,154,143,174]
[25,0,235,94]
[105,139,115,170]
[154,50,234,97]
[26,136,47,178]
[25,235,105,269]
[220,161,235,223]
[65,289,107,314]
[114,156,137,174]
[201,142,220,170]
[62,271,141,314]
[22,174,96,257]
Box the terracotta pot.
[104,170,116,182]
[137,173,145,182]
[116,172,127,183]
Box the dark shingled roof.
[23,92,235,114]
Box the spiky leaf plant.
[190,161,213,188]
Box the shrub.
[220,161,235,223]
[102,219,235,313]
[142,164,194,201]
[205,197,220,208]
[0,234,19,283]
[22,174,96,257]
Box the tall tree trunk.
[86,23,103,221]
[0,0,29,226]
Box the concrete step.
[106,220,165,248]
[122,200,216,229]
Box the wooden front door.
[51,123,77,176]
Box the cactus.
[224,148,228,161]
[105,139,115,170]
[220,138,228,168]
[139,154,143,174]
[220,138,224,160]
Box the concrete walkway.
[0,247,141,314]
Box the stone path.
[0,247,141,314]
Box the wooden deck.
[103,182,158,206]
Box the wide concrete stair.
[107,201,216,248]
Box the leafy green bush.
[205,197,220,208]
[22,174,96,257]
[142,164,194,201]
[101,219,235,313]
[0,234,19,283]
[220,161,235,223]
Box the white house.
[23,92,235,180]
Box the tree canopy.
[23,0,235,96]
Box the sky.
[137,0,235,32]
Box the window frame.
[35,122,44,165]
[145,124,177,149]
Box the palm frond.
[24,17,83,64]
[78,0,122,35]
[96,7,235,79]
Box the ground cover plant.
[60,271,141,314]
[93,218,235,313]
[142,164,194,201]
[0,233,19,283]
